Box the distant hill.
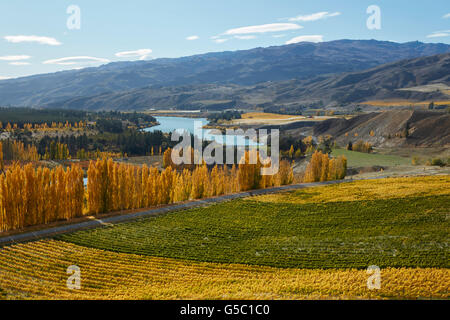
[314,110,450,147]
[282,52,450,105]
[45,53,450,111]
[0,40,449,107]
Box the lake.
[82,116,262,185]
[144,116,261,146]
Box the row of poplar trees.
[0,163,84,232]
[87,153,294,215]
[0,151,294,232]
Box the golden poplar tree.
[304,151,347,183]
[0,142,4,172]
[289,145,294,159]
[163,148,173,168]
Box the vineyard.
[0,240,448,300]
[58,178,449,269]
[0,176,448,299]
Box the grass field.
[0,176,449,299]
[241,112,305,120]
[331,148,410,167]
[232,112,336,126]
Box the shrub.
[431,158,445,167]
[352,140,373,153]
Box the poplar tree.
[0,142,4,172]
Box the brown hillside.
[314,110,450,147]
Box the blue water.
[144,116,261,146]
[145,116,207,135]
[82,117,261,185]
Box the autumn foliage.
[0,142,4,172]
[351,140,373,153]
[237,150,293,191]
[0,121,86,132]
[303,151,347,183]
[0,163,84,232]
[0,149,294,232]
[42,142,70,160]
[2,140,39,162]
[87,153,294,214]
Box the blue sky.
[0,0,449,79]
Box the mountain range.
[44,52,450,112]
[0,39,449,110]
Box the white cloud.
[234,35,256,40]
[0,76,11,80]
[427,33,448,38]
[224,23,302,35]
[443,13,450,18]
[0,55,31,61]
[186,35,199,41]
[43,56,110,65]
[285,35,324,44]
[4,35,61,46]
[289,11,341,22]
[9,62,30,66]
[214,38,228,44]
[426,30,450,38]
[115,49,152,60]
